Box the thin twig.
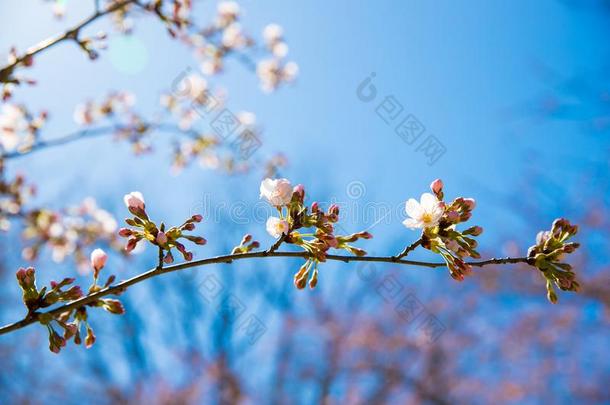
[266,235,285,255]
[393,238,422,261]
[157,247,164,270]
[0,251,530,336]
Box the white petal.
[402,218,423,229]
[259,178,275,199]
[430,205,445,223]
[419,193,439,210]
[265,217,281,238]
[431,209,444,224]
[405,198,423,219]
[131,191,144,203]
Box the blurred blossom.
[222,24,248,49]
[0,103,46,153]
[216,1,240,27]
[22,198,123,272]
[0,104,27,152]
[257,59,298,93]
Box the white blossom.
[266,216,289,238]
[403,193,444,229]
[0,104,27,151]
[260,178,292,206]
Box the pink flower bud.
[463,198,476,210]
[102,299,125,315]
[90,248,107,272]
[469,226,483,236]
[118,228,132,237]
[16,268,27,283]
[430,178,443,194]
[193,237,207,245]
[156,231,168,245]
[85,326,96,349]
[64,324,78,339]
[183,223,195,231]
[293,184,305,201]
[125,238,138,253]
[123,191,145,210]
[191,214,203,223]
[164,251,174,264]
[446,210,460,223]
[326,237,338,248]
[311,202,319,212]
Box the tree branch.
[1,122,200,160]
[0,251,530,336]
[0,0,139,81]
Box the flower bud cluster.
[404,179,483,281]
[528,218,580,303]
[16,247,124,353]
[119,191,206,264]
[231,234,260,254]
[260,178,372,289]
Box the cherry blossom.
[260,178,293,207]
[123,191,145,210]
[90,248,108,273]
[402,192,444,229]
[0,104,27,151]
[266,217,289,238]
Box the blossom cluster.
[260,178,372,289]
[403,179,482,281]
[160,73,254,173]
[190,1,253,75]
[16,248,124,353]
[0,159,35,230]
[1,0,296,182]
[174,2,298,91]
[528,218,580,303]
[161,73,226,131]
[72,92,154,153]
[0,103,47,154]
[3,0,297,104]
[22,198,121,272]
[257,24,299,92]
[73,91,136,126]
[119,192,206,263]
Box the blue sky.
[1,0,609,400]
[2,0,607,237]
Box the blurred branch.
[1,122,199,160]
[0,251,530,336]
[0,0,139,82]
